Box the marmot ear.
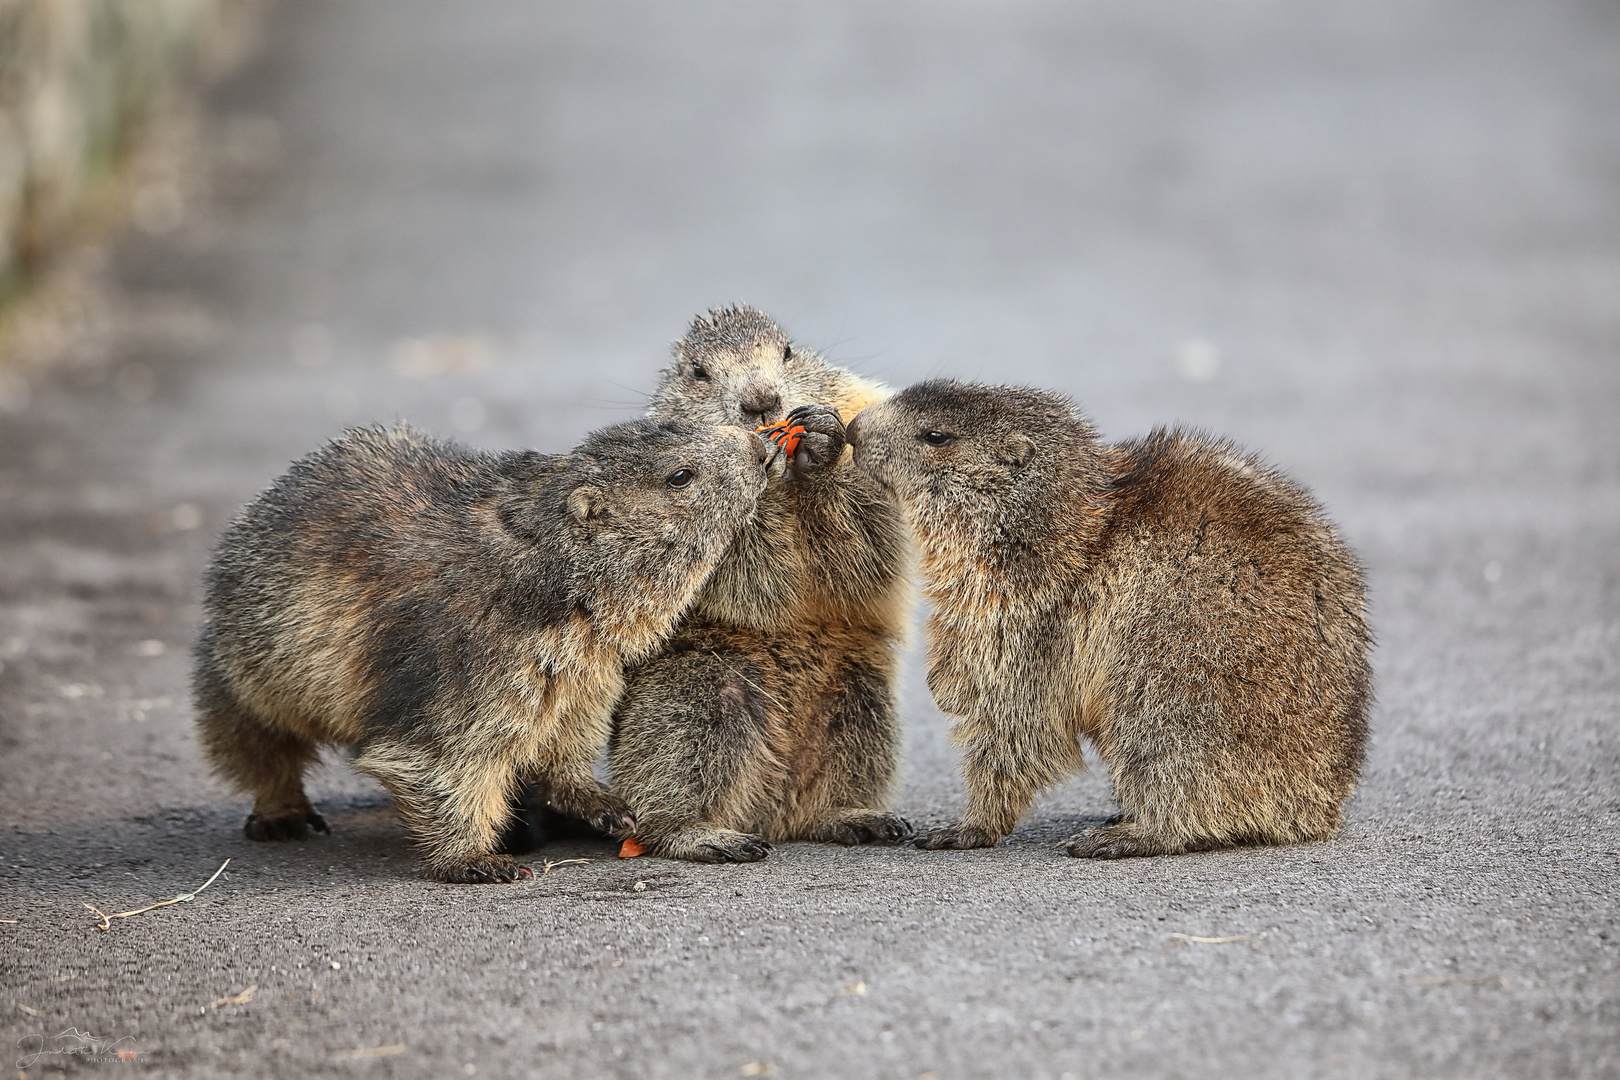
[567,484,608,523]
[998,433,1035,471]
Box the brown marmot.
[193,420,770,883]
[846,379,1371,858]
[604,305,914,862]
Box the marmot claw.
[912,823,999,850]
[824,811,914,845]
[243,809,329,842]
[783,403,846,473]
[695,834,772,863]
[430,854,529,884]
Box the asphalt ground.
[1,2,1617,1077]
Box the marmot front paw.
[784,404,847,474]
[429,854,532,884]
[821,810,914,845]
[544,784,636,838]
[912,823,1000,850]
[649,827,773,863]
[243,809,330,842]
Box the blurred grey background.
[2,2,1617,1078]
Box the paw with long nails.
[756,417,808,459]
[758,404,846,474]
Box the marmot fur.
[194,420,769,882]
[606,305,914,862]
[847,379,1371,858]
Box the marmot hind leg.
[641,824,774,864]
[1061,822,1221,859]
[193,645,328,841]
[355,737,532,884]
[805,808,913,845]
[789,659,912,846]
[610,649,785,863]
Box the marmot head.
[847,379,1106,554]
[499,419,771,652]
[502,419,768,555]
[647,305,889,431]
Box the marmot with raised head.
[194,420,770,882]
[605,305,914,862]
[847,380,1371,858]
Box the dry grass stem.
[1166,933,1261,944]
[334,1045,406,1059]
[541,858,593,873]
[0,918,17,923]
[210,985,256,1008]
[85,858,231,931]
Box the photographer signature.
[17,1028,138,1068]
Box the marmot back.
[604,306,914,862]
[195,420,769,882]
[848,379,1371,858]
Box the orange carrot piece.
[619,837,645,858]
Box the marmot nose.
[740,389,782,424]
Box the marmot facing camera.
[606,305,914,862]
[848,380,1371,858]
[194,420,769,882]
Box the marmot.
[846,380,1371,858]
[605,305,914,862]
[194,420,770,883]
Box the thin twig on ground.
[85,858,230,932]
[541,858,592,873]
[209,985,256,1008]
[333,1045,406,1060]
[1166,933,1261,944]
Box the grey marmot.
[604,305,914,862]
[193,420,770,883]
[846,379,1371,858]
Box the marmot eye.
[781,344,793,361]
[922,430,955,447]
[691,363,709,381]
[666,468,696,489]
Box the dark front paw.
[824,810,914,846]
[544,785,636,839]
[243,809,329,842]
[429,854,532,884]
[695,833,773,864]
[785,404,847,474]
[913,823,1000,850]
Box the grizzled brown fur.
[606,305,914,862]
[848,380,1371,858]
[194,420,768,883]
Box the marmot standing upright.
[606,305,914,862]
[847,380,1371,858]
[194,420,769,882]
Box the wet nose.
[739,383,783,425]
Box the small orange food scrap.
[756,420,807,460]
[618,837,645,858]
